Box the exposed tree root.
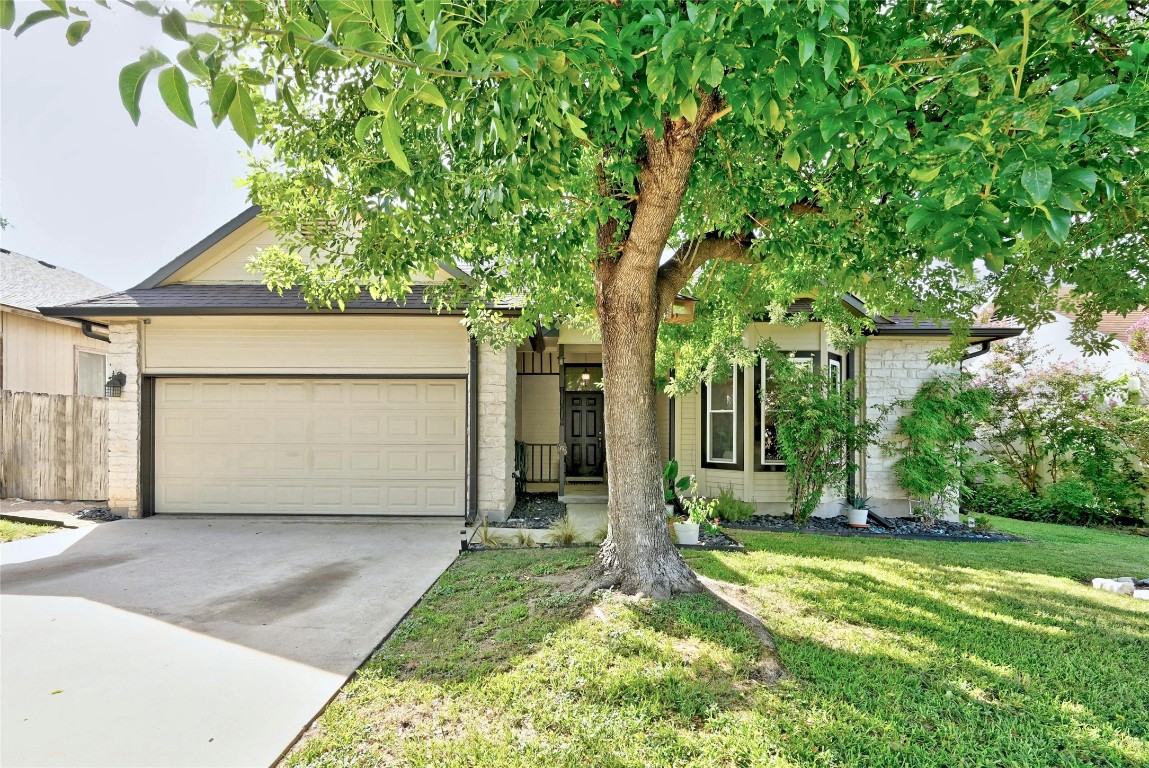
[698,574,788,683]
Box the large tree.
[10,0,1148,596]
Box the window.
[756,351,817,468]
[828,353,843,393]
[703,368,740,467]
[77,350,107,397]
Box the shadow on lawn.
[291,536,1148,767]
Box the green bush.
[962,479,1126,526]
[714,487,757,523]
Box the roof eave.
[133,205,263,290]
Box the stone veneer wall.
[478,343,516,521]
[107,321,143,517]
[864,337,958,518]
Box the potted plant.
[662,459,692,517]
[675,495,715,546]
[842,494,872,528]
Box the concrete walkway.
[1,516,459,768]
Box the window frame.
[75,348,108,398]
[700,366,743,470]
[754,350,818,471]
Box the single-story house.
[41,208,1021,520]
[1,248,113,396]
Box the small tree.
[973,338,1148,516]
[888,375,993,514]
[761,345,874,523]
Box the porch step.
[560,494,608,505]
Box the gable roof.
[40,283,518,317]
[0,248,113,313]
[134,205,264,289]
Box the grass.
[285,516,1149,767]
[0,518,58,543]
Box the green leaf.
[412,81,446,109]
[1060,167,1097,194]
[227,85,259,147]
[1097,108,1136,138]
[909,166,940,183]
[42,0,68,16]
[14,8,62,36]
[0,0,16,30]
[118,51,167,125]
[905,207,934,233]
[160,9,188,41]
[380,111,411,174]
[354,113,379,147]
[796,30,816,65]
[567,112,588,140]
[1043,207,1072,245]
[208,75,237,127]
[158,66,196,127]
[64,18,89,45]
[363,85,387,112]
[1020,162,1052,204]
[176,49,210,79]
[373,0,395,37]
[782,145,800,170]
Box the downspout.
[466,336,479,524]
[75,320,110,343]
[961,340,992,362]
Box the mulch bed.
[723,514,1022,542]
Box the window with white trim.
[76,350,107,397]
[758,352,816,466]
[705,370,739,465]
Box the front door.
[565,392,604,477]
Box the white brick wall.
[478,343,516,521]
[107,322,142,516]
[864,338,959,517]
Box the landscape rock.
[1134,590,1149,601]
[1114,577,1136,583]
[1092,578,1135,595]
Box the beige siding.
[1,309,108,395]
[143,316,469,375]
[517,376,559,444]
[674,321,828,508]
[164,218,275,284]
[154,378,465,515]
[655,391,671,464]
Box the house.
[41,208,1021,520]
[1,248,113,396]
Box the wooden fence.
[0,390,108,501]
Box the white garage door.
[153,378,465,515]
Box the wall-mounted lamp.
[105,371,127,398]
[579,368,592,389]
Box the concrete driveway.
[1,516,460,768]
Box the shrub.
[888,374,992,512]
[714,487,757,523]
[1130,317,1149,364]
[760,342,877,523]
[962,479,1127,526]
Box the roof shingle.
[1,249,113,313]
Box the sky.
[1,2,250,291]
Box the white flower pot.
[674,521,700,546]
[845,507,869,528]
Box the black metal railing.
[515,442,560,492]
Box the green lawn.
[286,517,1149,767]
[0,519,58,543]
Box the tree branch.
[656,233,752,315]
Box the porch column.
[106,321,143,517]
[478,343,516,522]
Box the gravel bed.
[724,514,1021,541]
[493,492,568,529]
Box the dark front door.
[565,392,604,477]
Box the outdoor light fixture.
[105,371,127,398]
[579,368,592,389]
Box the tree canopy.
[8,0,1147,367]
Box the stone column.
[106,321,142,517]
[478,343,516,522]
[864,338,958,518]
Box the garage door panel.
[155,378,465,515]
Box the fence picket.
[0,390,108,501]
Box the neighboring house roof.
[1060,306,1149,344]
[0,248,113,313]
[870,314,1021,340]
[39,283,518,317]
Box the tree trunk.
[590,262,702,599]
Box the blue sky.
[1,2,250,290]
